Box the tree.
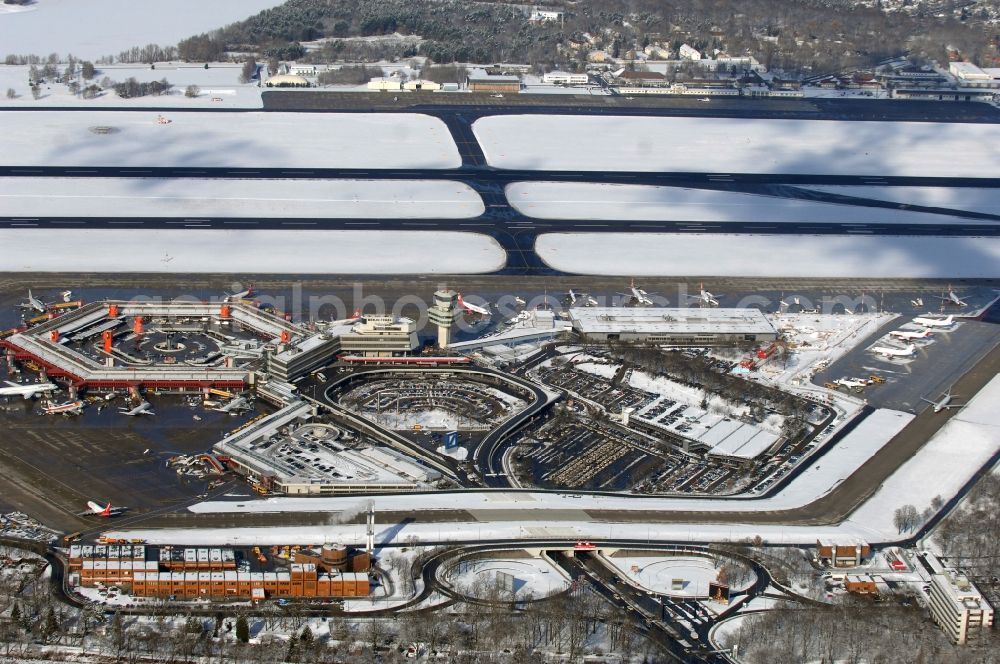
[185,84,200,98]
[5,88,15,99]
[235,615,249,643]
[81,61,95,80]
[30,84,40,100]
[240,57,258,84]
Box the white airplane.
[224,283,255,302]
[79,500,128,518]
[934,285,968,307]
[779,295,800,311]
[833,377,869,389]
[331,308,362,325]
[120,400,154,416]
[457,293,491,317]
[0,380,57,400]
[686,283,722,307]
[215,396,250,414]
[871,343,917,358]
[565,290,597,307]
[889,328,932,341]
[43,400,85,416]
[620,279,654,306]
[921,390,962,413]
[913,314,954,329]
[910,297,924,308]
[18,289,48,313]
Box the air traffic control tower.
[428,289,459,348]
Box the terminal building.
[569,308,777,346]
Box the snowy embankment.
[0,178,484,219]
[0,111,461,169]
[506,182,991,225]
[112,378,1000,547]
[0,0,283,60]
[803,186,1000,216]
[0,230,505,274]
[535,233,1000,278]
[474,115,1000,177]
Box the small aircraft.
[910,297,924,308]
[79,500,128,518]
[565,289,597,307]
[215,396,251,414]
[913,314,954,329]
[43,400,85,416]
[18,289,48,313]
[0,380,57,400]
[119,400,154,416]
[921,389,962,413]
[934,285,968,307]
[871,343,917,358]
[833,377,869,389]
[224,283,255,302]
[685,283,722,307]
[457,293,491,317]
[619,279,654,306]
[889,328,932,341]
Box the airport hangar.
[568,307,777,346]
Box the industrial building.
[542,72,589,85]
[68,544,370,601]
[569,308,777,346]
[925,554,995,644]
[466,70,521,93]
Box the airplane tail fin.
[101,502,112,517]
[352,308,361,319]
[945,315,954,324]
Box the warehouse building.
[569,308,776,346]
[467,69,521,93]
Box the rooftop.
[570,307,776,335]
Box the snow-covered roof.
[570,307,775,335]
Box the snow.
[507,182,989,225]
[0,63,265,109]
[441,555,568,599]
[0,111,461,168]
[604,553,753,596]
[573,361,620,379]
[803,186,1000,216]
[535,233,1000,278]
[0,229,505,274]
[0,0,283,60]
[474,115,1000,177]
[109,379,1000,548]
[0,178,485,219]
[436,445,469,461]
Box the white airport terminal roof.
[570,307,776,335]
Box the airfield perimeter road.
[25,319,996,539]
[1,99,999,275]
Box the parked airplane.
[833,377,869,389]
[457,293,491,317]
[565,290,597,307]
[685,283,722,307]
[921,389,962,413]
[120,400,154,416]
[224,283,255,302]
[779,295,801,311]
[215,396,250,414]
[913,314,954,329]
[871,343,917,358]
[79,501,128,518]
[331,309,362,325]
[910,297,924,308]
[889,328,932,341]
[619,279,654,306]
[0,380,57,400]
[43,400,85,415]
[934,285,968,307]
[18,289,48,313]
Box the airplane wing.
[3,381,20,388]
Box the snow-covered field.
[0,178,485,219]
[474,115,1000,177]
[0,63,265,109]
[535,233,1000,278]
[507,182,989,225]
[0,111,461,168]
[604,553,751,596]
[0,229,505,273]
[0,0,282,60]
[803,186,1000,216]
